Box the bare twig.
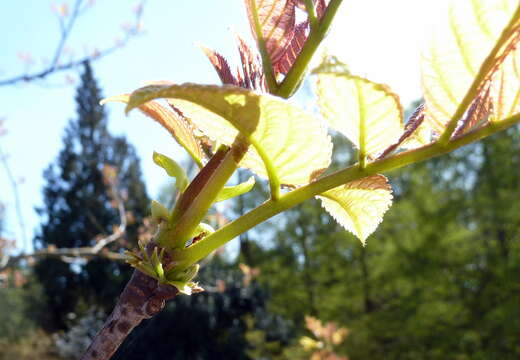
[0,164,129,270]
[0,0,147,87]
[2,246,127,269]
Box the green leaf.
[101,94,205,167]
[317,174,393,245]
[126,83,332,187]
[421,0,519,133]
[316,72,404,160]
[152,151,188,191]
[214,176,255,203]
[151,200,169,222]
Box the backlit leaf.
[126,83,332,186]
[214,176,255,203]
[101,94,204,167]
[274,21,308,75]
[152,151,189,191]
[245,0,296,64]
[491,44,520,121]
[316,72,404,158]
[235,34,268,91]
[317,175,393,245]
[151,200,169,222]
[421,0,519,133]
[199,45,238,86]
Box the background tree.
[239,126,520,359]
[33,61,149,330]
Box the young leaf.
[491,44,520,121]
[151,200,169,222]
[214,176,255,203]
[421,0,519,133]
[396,104,431,153]
[199,45,238,86]
[317,175,393,245]
[274,21,308,75]
[126,83,332,186]
[244,0,296,65]
[101,94,204,167]
[316,72,404,159]
[235,34,268,91]
[153,151,189,192]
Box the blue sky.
[0,0,449,251]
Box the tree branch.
[0,165,129,270]
[0,0,147,87]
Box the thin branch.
[3,247,127,269]
[0,168,129,270]
[0,0,147,87]
[50,0,85,71]
[179,111,520,266]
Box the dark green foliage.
[33,62,149,330]
[0,275,46,339]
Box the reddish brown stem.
[80,268,178,360]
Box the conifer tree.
[34,62,149,330]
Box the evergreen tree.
[34,62,149,330]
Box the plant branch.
[439,4,520,144]
[179,113,520,266]
[0,0,146,87]
[50,0,85,70]
[158,142,248,249]
[1,171,128,270]
[276,0,344,98]
[80,269,179,360]
[303,0,318,29]
[2,247,127,269]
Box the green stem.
[304,0,318,29]
[158,144,246,249]
[356,80,366,169]
[179,113,520,265]
[439,4,520,144]
[249,0,278,92]
[276,0,344,98]
[248,137,281,200]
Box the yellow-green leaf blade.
[421,0,518,133]
[491,44,520,121]
[127,83,332,186]
[316,73,404,158]
[317,174,393,245]
[152,151,189,192]
[101,94,204,167]
[214,176,255,203]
